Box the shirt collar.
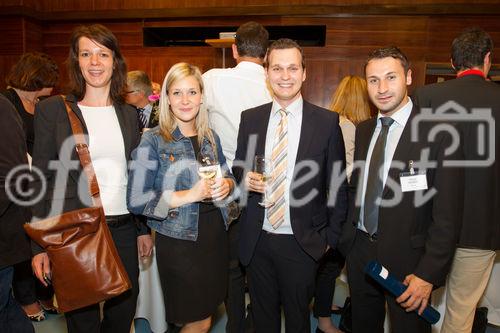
[376,97,413,128]
[271,96,303,118]
[172,126,184,141]
[456,69,486,79]
[236,61,265,73]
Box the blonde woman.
[127,63,234,333]
[330,75,372,181]
[315,75,372,333]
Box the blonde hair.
[329,75,371,125]
[158,62,214,146]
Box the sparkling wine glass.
[254,155,274,208]
[198,151,218,202]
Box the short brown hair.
[365,46,410,74]
[6,52,59,91]
[236,21,269,59]
[265,38,305,69]
[452,27,493,71]
[67,24,127,103]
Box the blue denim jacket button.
[168,210,179,218]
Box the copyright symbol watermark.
[5,164,46,207]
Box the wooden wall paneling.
[426,16,500,63]
[144,16,281,28]
[0,17,23,90]
[33,0,500,12]
[0,18,24,55]
[282,16,428,32]
[24,19,43,52]
[40,0,93,12]
[302,59,367,107]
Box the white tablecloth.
[134,246,168,333]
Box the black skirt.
[155,203,228,324]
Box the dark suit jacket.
[413,74,500,250]
[338,106,462,287]
[233,100,348,266]
[0,95,31,268]
[30,94,146,254]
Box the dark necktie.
[363,116,395,235]
[137,107,148,129]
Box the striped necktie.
[137,107,148,129]
[268,109,288,229]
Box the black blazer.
[413,75,500,251]
[0,95,31,268]
[30,95,145,253]
[338,106,463,287]
[233,100,348,266]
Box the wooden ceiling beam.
[2,4,500,21]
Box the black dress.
[155,136,229,324]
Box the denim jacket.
[127,126,235,241]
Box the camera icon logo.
[411,100,495,167]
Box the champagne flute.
[198,151,218,202]
[254,155,274,208]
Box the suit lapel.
[114,103,132,158]
[382,106,417,197]
[351,118,377,219]
[295,101,315,162]
[254,104,272,156]
[64,95,88,134]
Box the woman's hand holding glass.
[191,178,214,202]
[196,150,232,202]
[197,151,218,202]
[210,178,232,201]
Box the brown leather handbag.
[24,98,131,313]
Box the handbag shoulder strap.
[62,96,102,207]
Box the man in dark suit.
[338,47,462,333]
[413,28,500,333]
[233,38,348,333]
[125,70,160,132]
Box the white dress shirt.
[203,61,272,168]
[358,98,413,231]
[262,97,303,234]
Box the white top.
[203,61,273,168]
[262,97,303,235]
[358,98,413,231]
[79,104,129,215]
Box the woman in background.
[1,52,59,321]
[315,75,372,333]
[30,24,152,333]
[128,62,234,333]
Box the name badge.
[399,160,427,192]
[400,172,428,192]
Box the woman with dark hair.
[2,52,59,156]
[1,52,59,322]
[30,24,152,333]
